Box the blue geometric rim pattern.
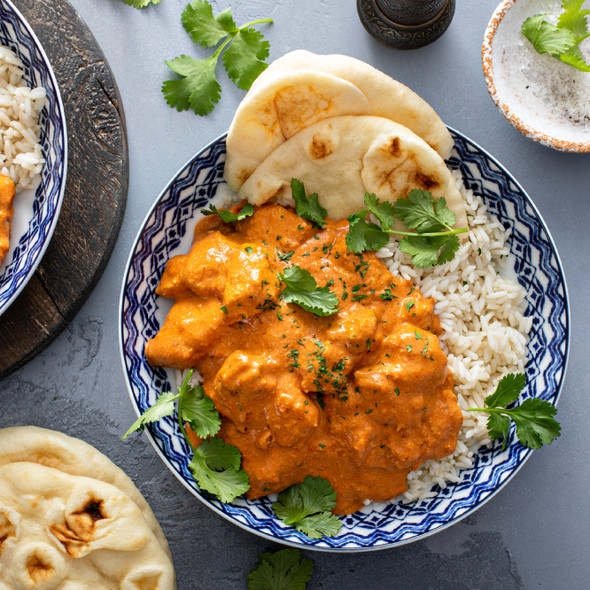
[0,0,67,314]
[120,129,569,551]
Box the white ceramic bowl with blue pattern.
[0,0,67,316]
[119,129,569,551]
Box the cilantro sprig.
[247,548,314,590]
[123,370,250,503]
[201,202,254,223]
[522,1,590,72]
[163,0,273,115]
[272,476,342,539]
[469,373,561,450]
[291,179,327,228]
[120,0,161,7]
[280,266,339,316]
[346,190,468,268]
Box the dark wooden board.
[0,0,128,378]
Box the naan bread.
[0,426,170,558]
[239,115,467,227]
[224,69,371,190]
[225,50,454,190]
[0,462,176,589]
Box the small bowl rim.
[481,0,590,153]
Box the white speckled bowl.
[482,0,590,152]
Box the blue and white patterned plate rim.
[119,127,570,552]
[0,0,68,315]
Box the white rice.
[0,45,46,190]
[375,171,532,504]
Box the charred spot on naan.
[26,553,56,584]
[387,136,402,157]
[308,133,334,159]
[50,496,108,556]
[0,510,16,551]
[414,171,440,191]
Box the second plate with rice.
[0,0,67,315]
[119,128,569,551]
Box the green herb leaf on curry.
[280,265,339,316]
[123,370,249,504]
[346,190,467,268]
[201,202,254,222]
[272,475,342,539]
[178,383,221,439]
[291,178,328,228]
[189,438,250,503]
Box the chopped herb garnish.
[202,202,254,222]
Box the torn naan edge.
[0,426,171,559]
[238,115,467,228]
[0,462,176,589]
[224,69,371,190]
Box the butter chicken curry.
[146,203,463,515]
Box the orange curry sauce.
[146,203,463,514]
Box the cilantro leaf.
[124,370,251,503]
[469,373,561,450]
[558,0,590,37]
[346,210,390,254]
[559,46,590,71]
[392,190,456,233]
[486,412,512,445]
[179,384,221,438]
[522,14,578,54]
[162,55,221,115]
[434,234,461,265]
[398,235,447,268]
[190,440,250,503]
[510,398,561,449]
[121,0,161,7]
[364,192,396,231]
[484,373,526,408]
[280,266,339,316]
[122,392,178,440]
[522,2,590,72]
[291,179,327,228]
[247,548,314,590]
[181,1,236,47]
[273,475,341,539]
[293,512,343,539]
[194,436,242,471]
[223,28,270,91]
[347,191,467,268]
[163,1,272,116]
[201,202,254,222]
